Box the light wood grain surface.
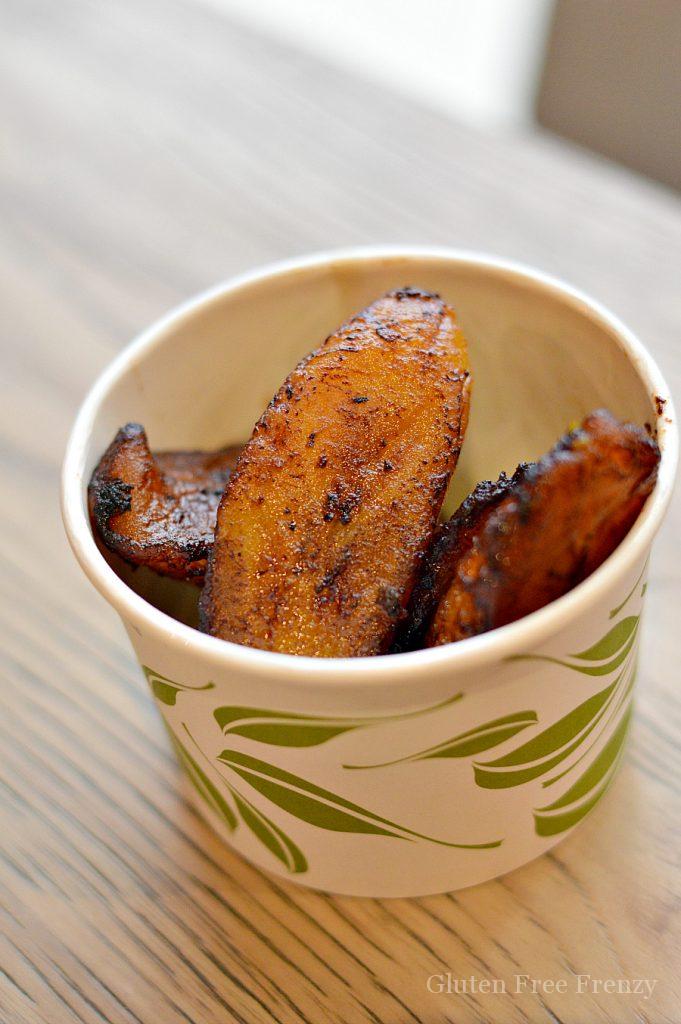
[1,2,680,1022]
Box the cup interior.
[71,249,674,643]
[89,253,659,499]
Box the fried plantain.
[391,468,525,651]
[88,423,240,580]
[201,287,471,656]
[404,410,659,648]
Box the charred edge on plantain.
[93,477,133,523]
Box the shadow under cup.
[63,250,676,895]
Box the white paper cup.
[62,248,677,896]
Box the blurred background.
[210,0,681,189]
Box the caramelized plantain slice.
[88,423,240,580]
[404,410,659,648]
[391,467,526,651]
[201,287,471,656]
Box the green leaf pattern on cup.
[533,706,632,836]
[473,665,631,789]
[343,710,538,770]
[143,666,214,706]
[213,692,462,747]
[148,572,646,872]
[216,749,501,850]
[505,615,639,676]
[177,723,309,873]
[166,726,237,832]
[230,788,308,873]
[472,586,643,833]
[608,558,648,619]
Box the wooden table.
[2,2,680,1021]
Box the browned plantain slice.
[391,467,526,651]
[88,423,240,580]
[403,410,659,649]
[201,286,471,656]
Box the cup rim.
[61,245,678,686]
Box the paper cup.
[62,248,677,896]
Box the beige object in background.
[62,249,676,896]
[538,0,681,192]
